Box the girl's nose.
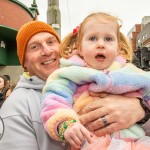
[97,39,105,48]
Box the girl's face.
[0,77,4,90]
[80,19,119,70]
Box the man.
[0,21,149,150]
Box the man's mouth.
[42,59,56,65]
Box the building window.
[0,41,5,48]
[138,39,140,43]
[145,33,147,38]
[142,35,145,39]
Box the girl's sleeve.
[89,64,150,107]
[41,68,79,141]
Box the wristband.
[58,119,76,141]
[138,99,150,124]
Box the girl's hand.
[64,122,94,149]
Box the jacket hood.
[15,74,45,91]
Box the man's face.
[24,32,60,81]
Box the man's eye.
[47,39,58,45]
[47,41,53,45]
[29,44,40,50]
[105,37,112,41]
[89,36,96,41]
[30,45,38,50]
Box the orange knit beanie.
[16,21,61,67]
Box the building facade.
[0,0,39,83]
[136,22,150,48]
[127,24,141,51]
[128,16,150,70]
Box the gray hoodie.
[0,75,68,150]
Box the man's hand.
[79,94,145,137]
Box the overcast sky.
[19,0,150,39]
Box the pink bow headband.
[73,26,80,36]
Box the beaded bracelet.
[58,119,76,141]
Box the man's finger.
[79,107,108,125]
[89,92,108,98]
[85,115,113,131]
[79,100,103,115]
[93,123,120,137]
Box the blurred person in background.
[0,76,7,108]
[3,75,10,89]
[4,84,16,100]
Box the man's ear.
[23,61,28,71]
[23,67,28,72]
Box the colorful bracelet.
[58,119,76,141]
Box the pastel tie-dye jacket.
[41,55,150,141]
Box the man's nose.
[41,44,53,55]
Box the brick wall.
[0,0,33,30]
[0,0,34,84]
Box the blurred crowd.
[0,75,16,108]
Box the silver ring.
[101,116,108,126]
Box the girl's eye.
[89,36,97,41]
[105,37,113,41]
